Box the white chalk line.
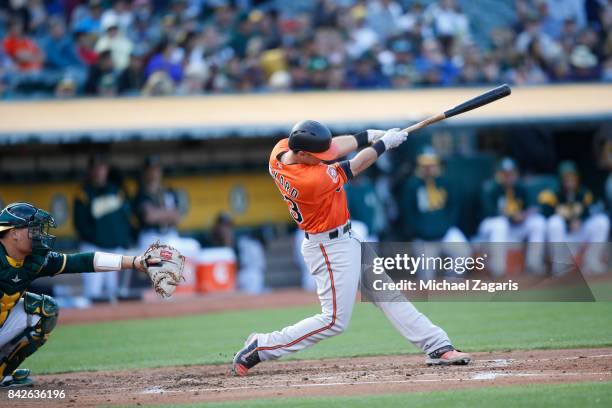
[140,370,612,395]
[137,353,612,395]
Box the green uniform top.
[0,243,95,327]
[481,181,528,220]
[133,186,179,233]
[345,178,382,236]
[400,175,459,241]
[538,187,594,221]
[74,182,133,249]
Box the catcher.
[0,202,184,387]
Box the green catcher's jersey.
[0,243,94,327]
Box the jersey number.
[284,195,303,223]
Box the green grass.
[28,301,612,374]
[144,381,612,408]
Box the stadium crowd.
[1,0,611,98]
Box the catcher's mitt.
[142,242,185,298]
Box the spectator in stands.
[40,17,82,71]
[134,155,201,258]
[477,158,546,277]
[414,38,460,86]
[95,15,133,71]
[75,30,99,67]
[569,44,600,80]
[400,146,471,279]
[505,56,548,85]
[366,0,403,41]
[2,18,44,72]
[0,77,9,99]
[101,0,134,33]
[74,154,133,302]
[545,0,587,30]
[26,0,49,36]
[1,0,611,98]
[0,47,15,96]
[145,39,183,84]
[539,161,610,275]
[84,50,117,96]
[603,57,612,81]
[142,70,176,95]
[424,0,470,43]
[515,16,557,60]
[536,0,563,39]
[128,0,161,54]
[345,53,390,89]
[118,50,146,95]
[72,0,104,37]
[229,12,257,59]
[345,8,380,59]
[54,76,78,98]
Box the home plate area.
[4,347,611,407]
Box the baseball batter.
[232,120,471,376]
[0,202,183,387]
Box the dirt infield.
[3,348,611,407]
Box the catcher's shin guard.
[0,293,58,377]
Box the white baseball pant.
[0,300,40,349]
[411,227,472,280]
[255,225,452,361]
[478,213,547,276]
[547,213,610,275]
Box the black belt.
[305,222,351,240]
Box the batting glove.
[380,128,408,150]
[366,129,386,144]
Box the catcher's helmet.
[288,120,338,161]
[0,202,56,250]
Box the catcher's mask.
[0,202,57,252]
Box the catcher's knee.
[23,292,59,337]
[0,294,57,376]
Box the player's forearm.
[331,135,358,158]
[63,252,145,273]
[63,252,95,274]
[348,145,380,176]
[331,131,375,159]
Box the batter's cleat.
[426,345,471,366]
[232,333,261,377]
[0,369,34,388]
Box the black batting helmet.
[288,120,338,161]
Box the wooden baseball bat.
[401,84,512,134]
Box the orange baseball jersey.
[269,138,351,233]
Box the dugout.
[0,85,611,288]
